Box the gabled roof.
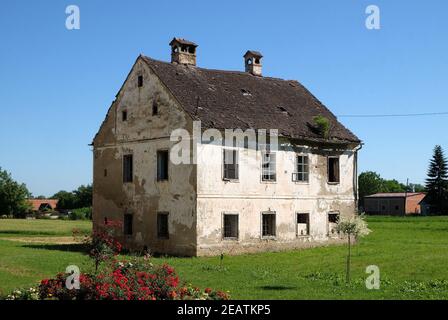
[27,199,58,211]
[365,193,426,199]
[169,38,198,47]
[141,56,360,144]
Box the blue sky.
[0,0,447,196]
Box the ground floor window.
[123,214,133,235]
[157,212,169,239]
[262,212,276,237]
[297,213,310,236]
[328,212,339,235]
[223,214,239,239]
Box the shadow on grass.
[259,285,297,291]
[22,243,89,253]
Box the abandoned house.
[364,192,426,216]
[92,38,361,256]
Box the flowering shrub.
[36,258,229,300]
[5,287,39,300]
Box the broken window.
[157,212,169,239]
[123,154,133,183]
[328,157,340,183]
[262,212,276,237]
[152,100,159,115]
[122,110,127,122]
[223,214,239,239]
[262,152,276,182]
[328,212,339,235]
[297,213,310,236]
[124,214,133,235]
[294,155,309,182]
[138,75,143,88]
[223,149,239,180]
[157,150,169,181]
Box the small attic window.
[138,75,143,87]
[255,58,260,64]
[188,46,195,54]
[246,58,253,65]
[152,100,159,115]
[122,110,127,122]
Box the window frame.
[222,213,239,240]
[327,156,340,184]
[222,148,239,181]
[157,212,169,239]
[261,211,276,239]
[137,75,143,88]
[261,152,277,183]
[122,154,133,183]
[293,154,309,183]
[156,149,169,182]
[296,212,310,237]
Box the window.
[157,213,169,239]
[262,212,276,237]
[328,157,340,183]
[262,152,276,182]
[223,214,239,239]
[122,110,127,122]
[124,214,133,235]
[104,169,107,177]
[138,75,143,87]
[297,213,310,236]
[223,149,239,180]
[123,154,133,183]
[104,217,108,225]
[152,100,159,115]
[328,212,339,235]
[157,150,169,181]
[294,155,309,182]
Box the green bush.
[69,207,92,220]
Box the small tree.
[0,167,31,217]
[336,214,371,283]
[313,115,331,139]
[425,145,448,214]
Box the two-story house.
[92,38,361,256]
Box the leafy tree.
[0,167,31,217]
[408,183,425,193]
[381,179,406,193]
[336,215,371,283]
[425,145,448,214]
[313,115,331,139]
[52,184,92,210]
[52,190,77,210]
[358,171,383,207]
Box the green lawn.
[0,217,447,299]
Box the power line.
[337,111,448,118]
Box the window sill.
[222,237,239,242]
[261,236,277,240]
[223,178,239,183]
[327,182,340,185]
[261,180,277,184]
[296,234,310,238]
[293,181,310,185]
[157,236,169,240]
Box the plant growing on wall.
[336,214,371,283]
[313,115,331,139]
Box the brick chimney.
[244,50,263,76]
[169,38,197,66]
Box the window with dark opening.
[138,75,143,88]
[104,169,107,177]
[297,213,310,236]
[124,214,133,235]
[294,155,309,182]
[122,110,127,122]
[123,154,133,183]
[223,214,239,239]
[157,213,169,239]
[157,150,169,181]
[328,213,339,223]
[262,152,276,182]
[223,149,238,180]
[328,157,340,183]
[262,213,276,237]
[104,217,108,225]
[152,100,159,115]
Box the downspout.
[353,143,364,214]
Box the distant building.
[364,193,426,216]
[27,199,59,212]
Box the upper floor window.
[223,149,239,180]
[122,110,127,122]
[328,157,340,183]
[152,100,159,116]
[138,75,143,87]
[262,152,276,182]
[157,150,169,181]
[157,212,169,239]
[123,154,133,183]
[294,155,309,182]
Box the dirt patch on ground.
[2,236,81,244]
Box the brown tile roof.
[27,199,59,211]
[142,56,360,144]
[169,38,198,47]
[365,192,426,198]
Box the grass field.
[0,217,447,299]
